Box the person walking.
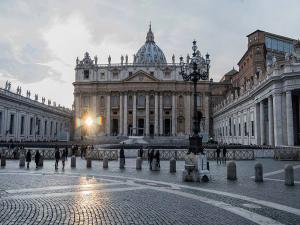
[26,149,31,168]
[61,148,66,169]
[65,146,68,160]
[139,146,144,158]
[35,150,41,169]
[222,145,227,164]
[216,145,221,165]
[120,144,125,165]
[55,147,60,169]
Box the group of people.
[148,148,160,170]
[216,145,227,164]
[25,149,41,169]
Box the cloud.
[0,0,299,107]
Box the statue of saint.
[108,55,111,65]
[125,54,128,64]
[94,55,98,65]
[121,55,124,65]
[76,57,79,65]
[172,54,175,64]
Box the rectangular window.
[238,123,241,136]
[44,120,47,135]
[0,112,2,134]
[9,114,14,135]
[50,121,53,136]
[82,96,89,108]
[84,70,89,79]
[36,118,40,135]
[20,116,25,135]
[244,122,247,136]
[251,121,254,136]
[265,36,272,49]
[55,122,58,136]
[229,118,232,136]
[271,38,277,51]
[30,118,33,135]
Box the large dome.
[134,25,167,65]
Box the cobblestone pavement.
[0,158,299,224]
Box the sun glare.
[85,117,93,127]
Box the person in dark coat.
[139,146,144,158]
[35,150,41,169]
[55,147,60,169]
[222,145,227,164]
[154,150,160,168]
[216,145,221,165]
[61,149,66,169]
[120,143,125,165]
[26,150,31,168]
[65,146,68,160]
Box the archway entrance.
[138,119,144,136]
[112,119,118,136]
[164,119,171,136]
[150,124,154,136]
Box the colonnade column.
[185,93,191,135]
[273,94,283,146]
[172,94,176,136]
[132,93,137,135]
[159,93,163,135]
[123,93,128,136]
[286,91,294,146]
[268,96,274,146]
[106,95,110,135]
[119,93,123,136]
[259,101,265,145]
[204,94,210,136]
[154,93,158,136]
[145,94,150,136]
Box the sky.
[0,0,299,108]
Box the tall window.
[164,95,171,107]
[44,120,47,135]
[20,116,25,135]
[233,119,236,136]
[0,112,2,134]
[229,118,232,136]
[111,95,119,107]
[55,122,58,136]
[179,95,184,107]
[84,70,89,79]
[36,118,40,135]
[9,114,14,135]
[138,95,145,107]
[82,96,89,108]
[196,95,201,107]
[30,118,33,135]
[50,121,53,136]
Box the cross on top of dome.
[146,23,154,43]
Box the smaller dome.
[134,25,167,65]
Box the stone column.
[255,103,261,145]
[119,93,123,135]
[268,96,274,146]
[154,93,158,135]
[145,94,150,136]
[259,101,265,145]
[159,93,163,135]
[106,95,111,135]
[92,95,97,116]
[286,91,294,146]
[172,94,176,136]
[273,94,283,146]
[133,93,137,135]
[123,93,128,136]
[185,93,191,135]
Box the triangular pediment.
[124,70,160,82]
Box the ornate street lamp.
[179,40,210,155]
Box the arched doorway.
[164,119,171,136]
[138,119,144,136]
[112,119,118,136]
[150,124,154,136]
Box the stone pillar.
[273,94,283,146]
[159,93,163,135]
[145,94,149,136]
[185,94,191,135]
[154,93,159,136]
[106,95,111,135]
[268,96,274,146]
[286,91,294,146]
[133,93,137,135]
[123,93,128,136]
[260,101,265,145]
[119,93,123,135]
[92,95,97,116]
[172,94,176,136]
[255,103,261,145]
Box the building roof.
[247,29,296,42]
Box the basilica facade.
[73,26,213,140]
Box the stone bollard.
[119,158,125,169]
[19,155,25,167]
[170,158,176,173]
[254,163,263,182]
[86,158,92,168]
[38,156,44,167]
[103,156,108,168]
[136,157,142,170]
[227,161,237,180]
[71,155,76,168]
[1,155,6,167]
[285,164,294,186]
